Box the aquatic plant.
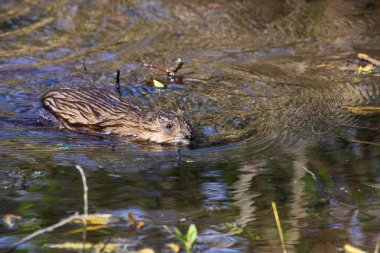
[164,224,198,253]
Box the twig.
[177,149,182,162]
[272,202,287,253]
[75,165,88,217]
[303,167,317,181]
[115,69,121,96]
[75,165,88,253]
[143,60,184,80]
[81,57,95,86]
[375,238,379,253]
[4,212,80,253]
[171,58,184,73]
[81,58,88,73]
[357,53,380,66]
[143,63,169,73]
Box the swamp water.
[0,0,379,252]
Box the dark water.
[0,0,380,252]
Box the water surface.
[0,0,379,252]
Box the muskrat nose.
[185,134,192,140]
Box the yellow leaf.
[3,214,22,228]
[72,214,112,225]
[128,213,145,229]
[167,243,180,253]
[46,242,121,252]
[344,244,367,253]
[361,64,374,72]
[153,79,165,88]
[138,248,155,253]
[64,225,108,235]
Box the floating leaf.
[167,243,180,253]
[153,79,165,88]
[128,213,145,229]
[72,214,112,225]
[65,225,108,235]
[46,242,122,252]
[138,248,155,253]
[3,214,22,229]
[343,244,366,253]
[361,64,374,73]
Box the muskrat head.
[139,109,192,145]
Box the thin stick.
[357,53,380,66]
[75,165,88,253]
[81,58,88,73]
[75,165,88,217]
[4,213,80,253]
[171,58,184,73]
[303,166,317,181]
[115,69,121,96]
[143,63,184,79]
[143,63,170,73]
[272,202,287,253]
[375,238,379,253]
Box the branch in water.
[171,58,184,73]
[115,69,121,96]
[143,58,185,81]
[81,57,88,73]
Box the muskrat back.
[42,88,191,145]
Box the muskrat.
[41,88,192,145]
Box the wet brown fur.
[42,88,191,144]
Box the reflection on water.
[0,0,380,252]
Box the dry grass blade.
[272,202,287,253]
[75,165,88,217]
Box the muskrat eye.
[166,123,173,129]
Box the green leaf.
[173,228,183,237]
[164,224,198,253]
[153,79,165,88]
[187,224,197,244]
